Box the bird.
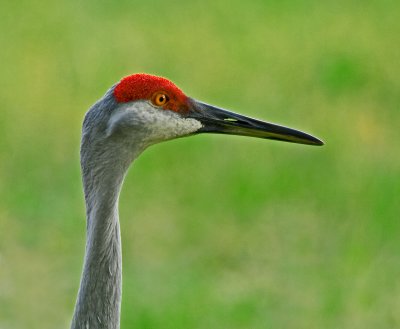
[70,73,323,329]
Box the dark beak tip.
[315,138,325,146]
[309,137,324,146]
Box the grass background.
[1,0,399,328]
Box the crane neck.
[71,155,132,329]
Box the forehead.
[113,74,187,103]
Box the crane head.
[82,73,323,165]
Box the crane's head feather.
[114,74,189,113]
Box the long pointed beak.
[187,99,323,146]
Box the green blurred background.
[1,0,399,328]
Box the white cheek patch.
[123,102,203,142]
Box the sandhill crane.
[70,73,323,329]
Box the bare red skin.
[114,74,189,113]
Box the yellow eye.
[152,92,169,106]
